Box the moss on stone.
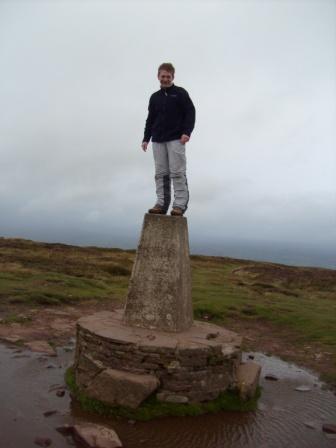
[65,367,260,421]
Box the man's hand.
[180,134,190,144]
[141,141,148,152]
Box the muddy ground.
[0,299,335,391]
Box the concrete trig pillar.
[123,213,193,332]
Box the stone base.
[74,310,243,407]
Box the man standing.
[142,63,196,216]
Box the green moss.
[0,313,32,324]
[320,371,336,389]
[65,367,260,421]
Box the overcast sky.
[1,0,335,267]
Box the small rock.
[157,393,189,403]
[206,332,219,340]
[264,374,279,381]
[49,384,64,392]
[248,355,255,360]
[56,424,74,436]
[303,421,320,430]
[146,334,156,341]
[1,335,22,343]
[43,410,57,417]
[34,437,52,447]
[63,346,73,352]
[46,363,57,369]
[73,423,123,448]
[25,340,56,357]
[167,360,181,372]
[295,385,311,392]
[322,424,336,434]
[56,390,65,397]
[244,336,255,342]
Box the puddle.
[0,345,335,447]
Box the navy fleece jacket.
[143,84,196,143]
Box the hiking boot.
[148,205,167,215]
[170,207,184,216]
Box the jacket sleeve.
[143,96,154,142]
[181,89,196,137]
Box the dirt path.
[0,301,119,347]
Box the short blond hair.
[158,62,175,76]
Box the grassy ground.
[0,237,132,306]
[191,256,336,348]
[0,236,335,385]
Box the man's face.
[158,70,174,88]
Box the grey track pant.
[152,139,189,212]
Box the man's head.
[158,62,175,88]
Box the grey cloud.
[0,0,335,267]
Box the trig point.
[123,213,193,332]
[73,214,261,413]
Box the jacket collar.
[161,83,175,92]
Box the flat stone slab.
[236,361,261,400]
[85,368,159,409]
[77,310,242,352]
[25,340,56,356]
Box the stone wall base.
[74,310,244,408]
